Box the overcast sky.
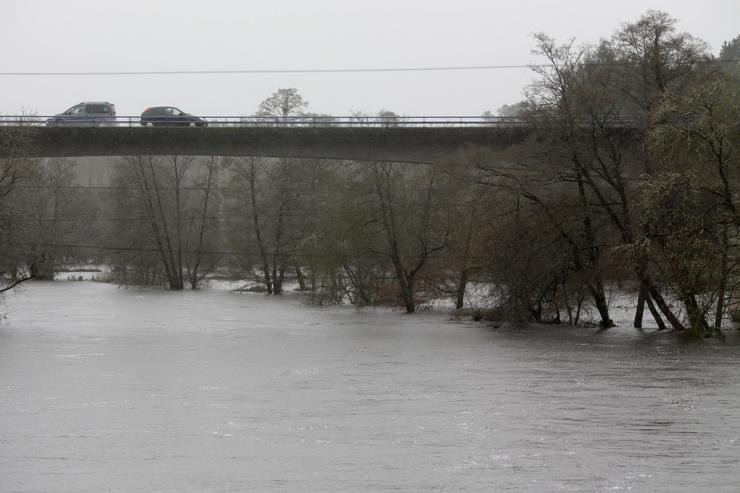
[1,0,737,118]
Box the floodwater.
[1,281,739,492]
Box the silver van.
[46,102,117,126]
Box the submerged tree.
[17,158,95,279]
[493,10,722,331]
[0,125,37,292]
[359,162,449,312]
[645,73,740,336]
[110,155,222,290]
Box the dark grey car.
[46,102,117,126]
[139,107,208,127]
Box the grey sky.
[1,0,737,118]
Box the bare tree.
[184,156,223,289]
[0,125,37,291]
[362,162,448,313]
[17,158,94,279]
[111,155,222,290]
[256,88,308,124]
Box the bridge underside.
[2,126,532,163]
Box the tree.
[602,11,720,332]
[496,102,528,118]
[646,75,740,335]
[607,10,709,123]
[183,156,223,289]
[256,88,308,124]
[225,155,328,295]
[226,157,276,293]
[17,159,93,279]
[376,110,401,127]
[360,162,449,313]
[0,125,37,292]
[503,11,717,331]
[513,32,617,328]
[718,34,740,80]
[110,155,222,290]
[436,151,502,311]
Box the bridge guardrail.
[0,115,639,128]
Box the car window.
[65,104,83,115]
[85,104,110,114]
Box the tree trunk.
[270,194,286,296]
[295,265,306,290]
[272,263,285,295]
[400,272,416,313]
[680,291,709,336]
[133,156,181,290]
[455,269,468,310]
[247,160,272,294]
[634,284,647,328]
[189,156,216,289]
[645,292,667,330]
[589,280,614,328]
[636,266,684,331]
[575,167,613,328]
[714,226,729,333]
[148,156,182,290]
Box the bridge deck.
[1,126,532,162]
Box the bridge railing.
[0,114,639,127]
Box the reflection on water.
[1,281,738,492]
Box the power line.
[0,59,735,77]
[0,64,538,76]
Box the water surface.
[1,281,738,491]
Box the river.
[1,281,738,492]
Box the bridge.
[0,116,533,163]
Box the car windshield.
[65,105,83,115]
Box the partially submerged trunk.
[247,160,273,294]
[455,270,468,310]
[188,156,218,290]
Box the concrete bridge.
[0,126,532,163]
